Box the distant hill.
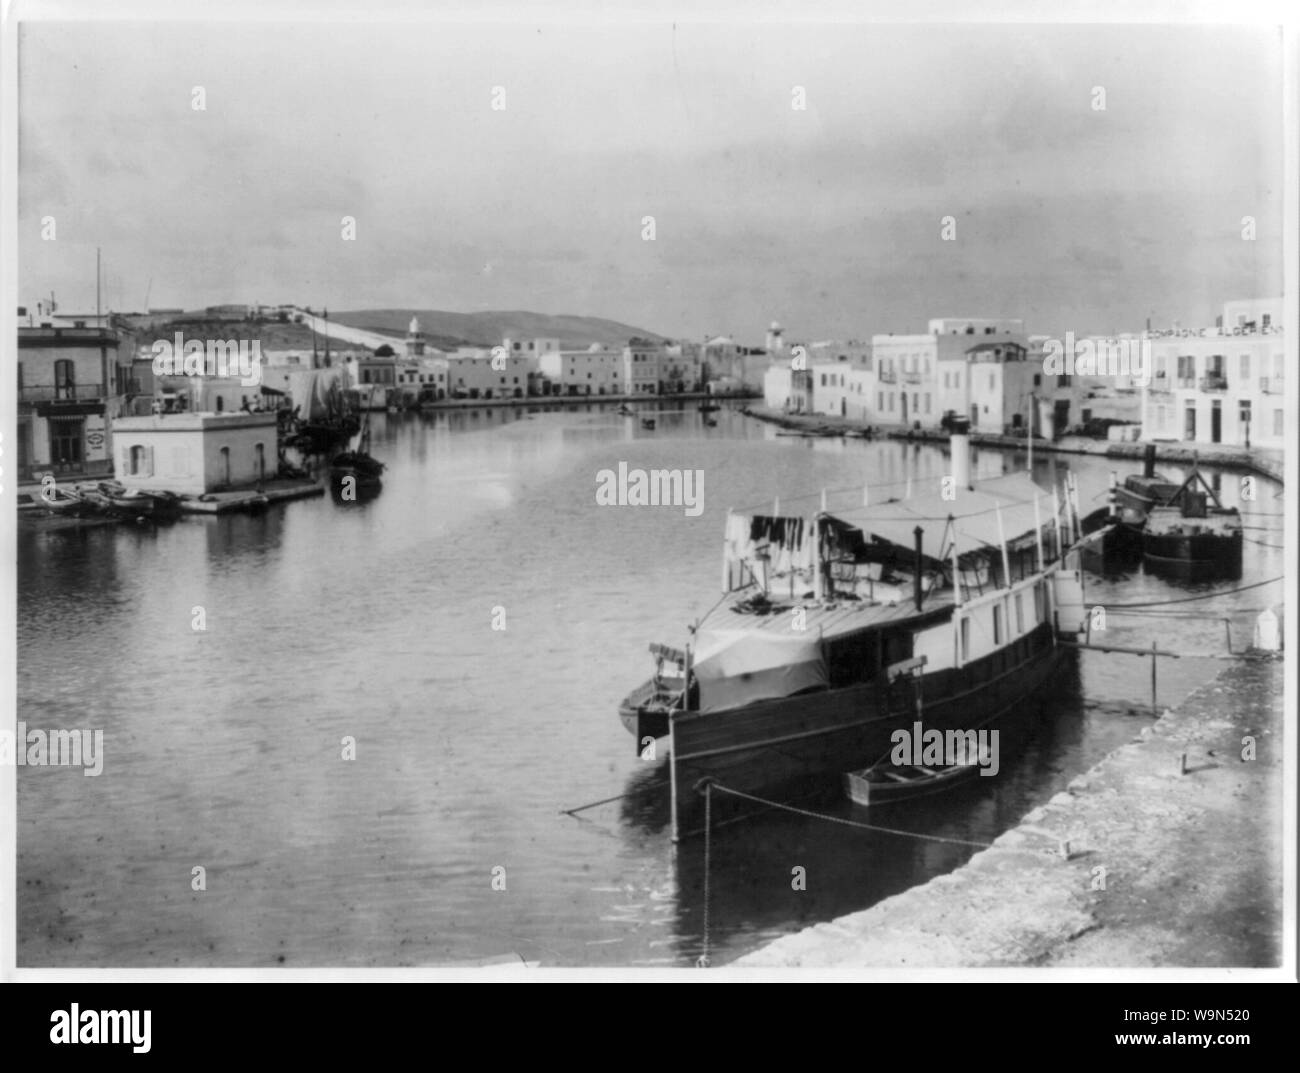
[330,309,669,350]
[122,312,360,353]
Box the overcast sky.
[18,17,1285,342]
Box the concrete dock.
[176,479,323,514]
[736,655,1284,968]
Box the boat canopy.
[691,629,827,713]
[826,472,1051,562]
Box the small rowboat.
[96,482,183,520]
[843,747,993,807]
[40,488,95,516]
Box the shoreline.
[740,404,1284,484]
[735,652,1284,969]
[414,391,759,411]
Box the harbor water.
[16,405,1284,967]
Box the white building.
[623,341,664,395]
[539,346,624,396]
[112,412,278,494]
[808,341,872,418]
[1141,298,1285,448]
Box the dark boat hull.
[1142,530,1242,580]
[666,621,1066,832]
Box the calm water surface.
[17,405,1284,966]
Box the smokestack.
[913,526,925,611]
[951,430,972,490]
[1143,443,1157,479]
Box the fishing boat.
[616,404,635,417]
[699,402,721,414]
[329,414,385,493]
[1141,469,1242,579]
[617,432,1088,838]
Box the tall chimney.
[1143,443,1156,479]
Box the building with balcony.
[1141,298,1285,448]
[15,321,136,483]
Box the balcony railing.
[1198,375,1228,392]
[19,383,107,402]
[1148,375,1172,395]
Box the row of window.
[876,392,933,414]
[1159,353,1285,382]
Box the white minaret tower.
[406,315,425,357]
[766,320,784,353]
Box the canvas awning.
[826,472,1053,562]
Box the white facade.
[623,343,663,395]
[539,347,624,396]
[871,334,938,426]
[1141,299,1286,448]
[112,413,277,495]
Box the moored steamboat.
[618,433,1090,839]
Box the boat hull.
[667,621,1066,833]
[1142,530,1242,580]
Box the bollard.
[1254,607,1280,652]
[1178,752,1187,776]
[1059,839,1072,861]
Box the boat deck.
[698,587,956,643]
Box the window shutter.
[145,446,155,477]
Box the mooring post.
[1150,640,1158,716]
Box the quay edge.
[740,404,1284,485]
[733,655,1284,969]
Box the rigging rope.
[709,783,994,849]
